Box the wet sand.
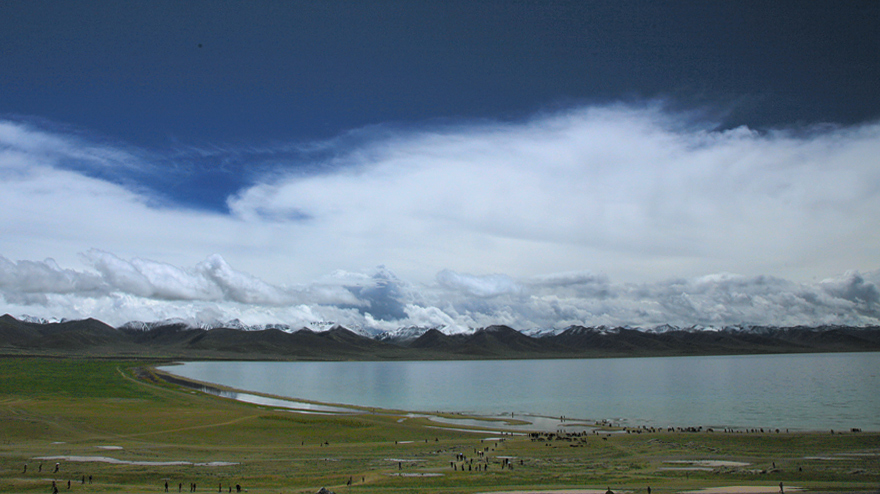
[479,490,626,494]
[681,487,800,494]
[34,455,237,467]
[482,489,798,494]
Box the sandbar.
[35,455,237,467]
[682,487,800,494]
[664,460,750,467]
[478,490,627,494]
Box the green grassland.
[1,358,878,494]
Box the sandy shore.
[478,491,624,494]
[34,455,237,467]
[480,488,800,494]
[681,487,800,494]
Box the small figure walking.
[779,482,784,494]
[165,481,169,492]
[52,480,58,494]
[23,463,27,473]
[54,463,60,473]
[647,487,652,494]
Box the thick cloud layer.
[1,252,878,330]
[228,106,880,283]
[1,104,879,329]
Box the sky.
[1,1,879,331]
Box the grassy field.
[1,358,878,494]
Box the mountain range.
[3,314,880,360]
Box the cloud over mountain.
[1,103,879,330]
[1,252,878,331]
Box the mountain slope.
[2,315,129,353]
[2,314,879,359]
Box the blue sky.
[1,1,879,329]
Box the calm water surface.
[160,352,880,431]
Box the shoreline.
[148,364,876,435]
[150,366,576,434]
[479,490,803,494]
[5,358,878,494]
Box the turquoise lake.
[160,352,880,432]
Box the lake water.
[159,352,880,432]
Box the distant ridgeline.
[2,313,880,360]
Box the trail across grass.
[1,358,878,494]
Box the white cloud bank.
[228,105,880,283]
[1,103,879,328]
[1,252,878,330]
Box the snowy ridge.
[6,313,879,358]
[375,325,450,343]
[120,318,302,333]
[117,318,377,337]
[37,315,876,340]
[19,314,62,325]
